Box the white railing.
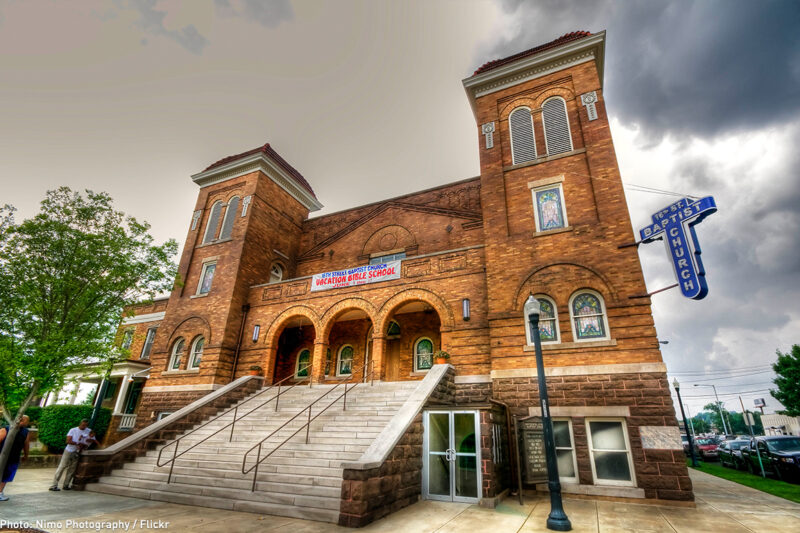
[118,414,137,431]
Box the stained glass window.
[324,348,331,376]
[198,263,216,295]
[190,337,204,368]
[338,345,353,376]
[170,338,185,370]
[535,186,566,231]
[296,349,311,377]
[571,292,607,340]
[537,297,558,342]
[415,338,434,371]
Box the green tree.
[689,415,710,434]
[0,188,177,475]
[771,345,800,416]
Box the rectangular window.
[369,252,406,265]
[120,329,134,350]
[532,184,568,232]
[586,419,635,486]
[553,419,578,483]
[197,262,216,295]
[140,327,156,359]
[156,411,173,421]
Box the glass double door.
[423,411,481,503]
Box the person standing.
[49,418,90,491]
[0,415,31,502]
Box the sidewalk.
[1,467,799,532]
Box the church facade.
[110,30,693,513]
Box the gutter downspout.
[230,304,250,382]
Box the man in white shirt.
[49,418,90,491]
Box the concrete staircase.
[85,380,420,523]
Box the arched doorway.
[271,316,316,384]
[381,300,442,381]
[324,308,374,382]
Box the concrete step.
[109,465,343,488]
[85,483,340,523]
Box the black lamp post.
[525,295,571,531]
[673,379,698,467]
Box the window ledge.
[190,293,209,299]
[196,238,233,249]
[162,369,200,375]
[523,339,617,352]
[504,148,587,171]
[532,226,573,238]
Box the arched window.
[525,296,559,345]
[569,290,610,341]
[337,345,354,376]
[169,338,185,370]
[386,320,401,339]
[542,97,573,155]
[414,337,434,372]
[202,201,223,244]
[509,107,537,164]
[269,263,283,284]
[218,196,240,240]
[295,348,311,378]
[190,336,204,368]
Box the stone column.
[113,376,131,415]
[370,335,386,382]
[311,341,329,384]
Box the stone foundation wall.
[480,403,511,502]
[455,380,492,404]
[492,371,693,501]
[339,416,423,527]
[133,390,209,431]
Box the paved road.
[1,467,799,532]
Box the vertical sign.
[517,416,547,484]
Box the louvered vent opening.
[219,196,240,240]
[509,108,537,164]
[543,98,573,156]
[202,201,223,244]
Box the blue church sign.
[639,196,717,300]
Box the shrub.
[38,405,111,452]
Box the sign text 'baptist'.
[311,260,401,292]
[639,196,716,300]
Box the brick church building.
[80,31,693,525]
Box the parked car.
[681,434,690,455]
[693,438,719,460]
[741,436,800,481]
[718,439,749,469]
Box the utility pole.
[684,404,696,437]
[739,396,765,478]
[694,384,729,435]
[674,380,698,467]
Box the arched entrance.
[381,300,442,381]
[323,308,374,382]
[271,316,316,384]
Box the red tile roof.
[472,31,593,76]
[203,143,317,199]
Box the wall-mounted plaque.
[517,415,547,484]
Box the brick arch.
[263,305,321,351]
[499,97,539,121]
[376,288,455,336]
[512,262,619,312]
[165,316,212,347]
[362,224,416,256]
[320,297,379,339]
[532,87,576,109]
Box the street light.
[673,379,698,467]
[693,384,730,435]
[525,294,571,532]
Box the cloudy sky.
[1,1,798,417]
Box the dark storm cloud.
[116,0,209,54]
[487,0,800,141]
[215,0,294,28]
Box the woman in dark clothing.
[0,415,31,501]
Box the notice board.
[517,416,547,484]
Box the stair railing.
[156,364,312,483]
[241,359,375,491]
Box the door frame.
[422,409,483,504]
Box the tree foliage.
[771,344,800,417]
[699,402,763,435]
[0,188,177,471]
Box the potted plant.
[248,365,263,376]
[433,350,450,365]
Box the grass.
[688,458,800,504]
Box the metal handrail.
[156,364,313,483]
[241,360,375,491]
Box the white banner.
[310,260,401,292]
